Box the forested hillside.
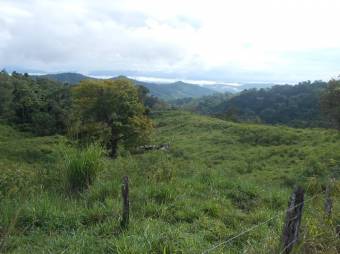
[174,81,328,128]
[170,93,233,114]
[33,72,93,84]
[132,80,216,101]
[221,81,327,127]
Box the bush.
[63,143,105,192]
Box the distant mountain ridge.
[33,72,282,100]
[129,80,217,101]
[34,73,217,101]
[34,72,93,84]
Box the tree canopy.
[172,81,328,128]
[70,78,153,157]
[0,73,154,155]
[0,70,71,135]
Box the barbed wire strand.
[202,190,325,254]
[279,238,299,254]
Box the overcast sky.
[1,0,340,83]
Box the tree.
[222,107,239,122]
[70,78,153,157]
[320,79,340,129]
[137,85,150,104]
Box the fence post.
[120,175,129,229]
[281,186,304,254]
[324,181,332,218]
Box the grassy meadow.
[0,110,339,253]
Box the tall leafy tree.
[70,78,153,157]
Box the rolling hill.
[131,80,217,101]
[0,110,339,253]
[34,72,93,84]
[173,81,328,128]
[34,73,217,101]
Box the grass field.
[0,110,339,253]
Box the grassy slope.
[0,111,339,253]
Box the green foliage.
[170,92,232,114]
[236,125,300,146]
[222,81,327,127]
[62,143,105,192]
[0,71,71,135]
[0,72,155,155]
[33,72,92,84]
[172,81,328,128]
[132,80,217,101]
[70,78,153,157]
[0,70,13,118]
[320,79,340,129]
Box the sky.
[1,0,340,83]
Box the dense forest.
[0,71,71,135]
[170,93,233,115]
[0,71,163,156]
[172,80,330,128]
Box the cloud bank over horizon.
[1,0,340,83]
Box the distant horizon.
[34,71,297,86]
[3,68,317,86]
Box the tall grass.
[63,143,105,192]
[1,112,339,253]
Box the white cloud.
[1,0,340,82]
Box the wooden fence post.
[324,182,332,218]
[120,175,129,229]
[281,186,304,254]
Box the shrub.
[63,143,105,192]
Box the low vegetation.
[62,143,105,192]
[0,110,339,253]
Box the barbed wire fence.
[201,185,334,254]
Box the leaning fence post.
[281,186,304,254]
[324,181,332,218]
[120,175,129,229]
